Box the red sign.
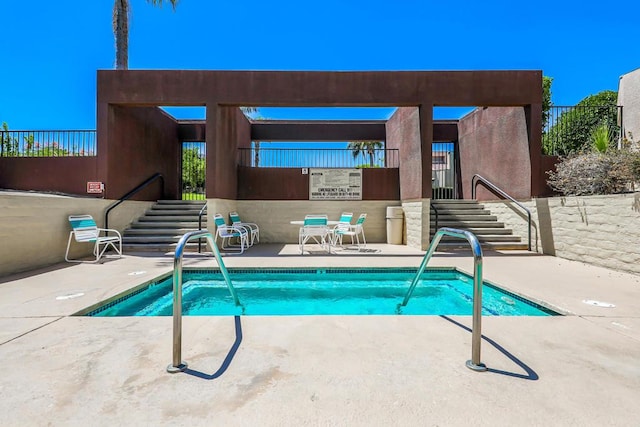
[87,182,104,194]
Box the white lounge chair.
[329,212,353,246]
[65,215,122,263]
[299,214,331,254]
[333,213,367,250]
[213,213,249,254]
[229,212,259,246]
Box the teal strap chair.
[333,213,367,250]
[329,212,353,246]
[213,213,249,254]
[65,215,122,263]
[229,212,259,246]
[298,214,330,254]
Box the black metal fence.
[181,142,206,200]
[238,148,399,168]
[432,142,458,199]
[543,106,623,156]
[0,130,96,157]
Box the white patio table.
[291,219,339,253]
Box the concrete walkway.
[0,244,639,426]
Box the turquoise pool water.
[87,268,556,317]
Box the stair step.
[432,204,485,210]
[431,228,513,236]
[437,215,497,222]
[431,220,505,228]
[437,234,521,243]
[431,199,478,205]
[123,236,193,243]
[435,242,529,251]
[146,209,204,215]
[123,242,203,253]
[139,215,204,222]
[434,209,490,215]
[130,222,205,229]
[124,228,205,236]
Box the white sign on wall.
[309,168,362,200]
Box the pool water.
[88,269,556,317]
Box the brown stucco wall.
[458,107,532,200]
[99,106,179,200]
[251,121,386,141]
[97,70,542,107]
[237,167,399,200]
[433,122,458,142]
[0,157,99,196]
[386,107,423,200]
[95,69,542,200]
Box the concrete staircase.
[122,200,207,253]
[430,200,528,250]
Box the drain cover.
[582,299,615,308]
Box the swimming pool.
[84,268,557,317]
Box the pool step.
[431,199,528,250]
[122,200,208,253]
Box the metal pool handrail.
[471,174,532,251]
[167,230,240,373]
[400,227,487,372]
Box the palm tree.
[113,0,179,70]
[347,140,383,168]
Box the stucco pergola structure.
[96,70,543,248]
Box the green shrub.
[591,124,611,153]
[543,90,619,155]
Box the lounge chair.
[213,213,249,254]
[333,213,367,250]
[65,214,122,263]
[329,212,353,245]
[299,214,331,254]
[229,212,259,246]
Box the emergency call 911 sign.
[309,169,362,200]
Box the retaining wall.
[485,193,640,274]
[0,192,151,277]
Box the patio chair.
[328,212,353,245]
[299,214,331,254]
[213,213,249,254]
[333,213,367,250]
[65,214,122,263]
[229,211,259,246]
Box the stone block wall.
[402,200,430,250]
[208,199,397,244]
[484,193,640,274]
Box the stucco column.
[205,102,218,199]
[419,103,434,199]
[525,103,544,197]
[96,102,111,198]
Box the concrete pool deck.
[0,244,639,426]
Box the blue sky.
[1,0,639,130]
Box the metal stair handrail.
[430,203,439,233]
[105,173,164,231]
[471,174,531,251]
[197,203,207,253]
